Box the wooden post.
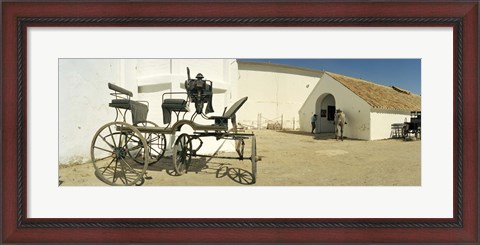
[257,113,262,129]
[260,113,262,129]
[281,114,283,130]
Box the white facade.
[299,73,414,140]
[237,62,323,129]
[59,59,238,165]
[237,62,416,140]
[299,73,372,140]
[370,109,411,140]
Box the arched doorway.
[315,93,336,133]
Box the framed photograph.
[2,1,478,243]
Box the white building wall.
[370,109,411,140]
[59,59,124,165]
[59,59,237,165]
[299,73,372,140]
[237,63,321,129]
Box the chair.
[208,97,248,127]
[108,83,149,124]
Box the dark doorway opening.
[327,105,336,121]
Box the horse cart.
[403,111,421,140]
[90,68,257,186]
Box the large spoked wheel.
[173,133,192,175]
[91,122,149,186]
[130,121,167,165]
[251,135,257,184]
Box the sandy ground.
[59,130,420,186]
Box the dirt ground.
[59,130,421,186]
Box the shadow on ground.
[132,156,255,185]
[275,130,336,140]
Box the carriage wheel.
[173,133,192,175]
[251,135,257,184]
[91,122,149,186]
[130,121,167,165]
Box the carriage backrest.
[223,97,248,118]
[108,83,133,97]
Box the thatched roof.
[327,72,421,111]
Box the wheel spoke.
[118,174,126,184]
[122,133,135,149]
[94,146,114,154]
[128,137,141,144]
[120,163,129,185]
[130,147,141,160]
[120,158,138,173]
[145,133,153,141]
[112,160,119,183]
[99,135,115,149]
[119,133,125,145]
[149,135,160,142]
[101,158,116,174]
[108,125,117,148]
[128,144,143,152]
[125,176,138,183]
[150,146,162,157]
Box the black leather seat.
[161,99,189,124]
[109,99,148,124]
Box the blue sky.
[239,59,421,95]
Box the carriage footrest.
[208,116,229,127]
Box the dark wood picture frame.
[2,1,478,243]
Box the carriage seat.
[208,97,248,126]
[161,99,189,124]
[107,83,149,124]
[109,99,148,125]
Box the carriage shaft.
[192,153,251,161]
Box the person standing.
[311,114,318,134]
[334,109,347,141]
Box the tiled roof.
[327,72,421,111]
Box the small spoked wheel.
[91,122,149,186]
[173,133,192,175]
[131,121,167,165]
[251,135,257,184]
